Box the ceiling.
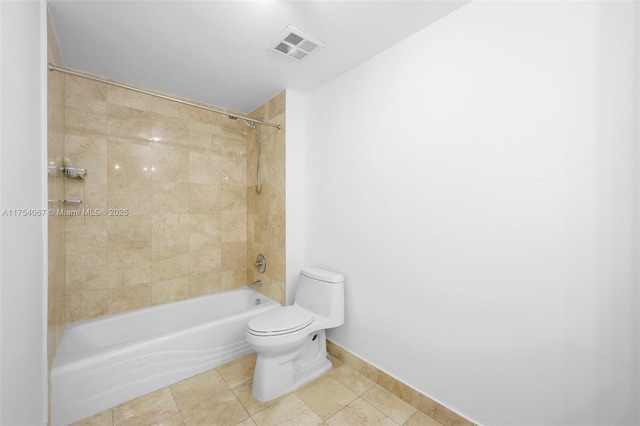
[48,1,469,113]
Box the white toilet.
[246,267,344,402]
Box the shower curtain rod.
[48,64,282,130]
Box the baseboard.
[326,340,474,426]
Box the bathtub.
[51,287,279,425]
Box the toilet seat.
[248,305,314,336]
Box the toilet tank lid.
[300,267,344,284]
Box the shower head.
[228,115,256,130]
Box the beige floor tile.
[170,368,229,412]
[295,375,359,420]
[325,398,398,426]
[405,411,444,426]
[217,354,256,388]
[234,417,257,426]
[112,388,179,426]
[328,358,376,396]
[180,389,249,426]
[72,409,113,426]
[362,385,417,425]
[251,394,323,426]
[232,381,281,416]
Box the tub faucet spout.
[250,280,262,288]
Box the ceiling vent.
[269,25,325,62]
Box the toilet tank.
[294,268,344,328]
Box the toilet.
[246,267,344,402]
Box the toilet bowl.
[246,267,344,402]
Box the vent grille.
[284,33,304,46]
[269,25,325,62]
[275,43,290,54]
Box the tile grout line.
[326,340,472,426]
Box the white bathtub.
[51,287,279,425]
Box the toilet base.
[251,330,331,402]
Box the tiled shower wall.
[47,11,66,367]
[247,93,286,305]
[62,76,257,322]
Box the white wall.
[285,90,306,304]
[304,1,639,425]
[0,1,48,424]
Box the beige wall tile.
[65,252,108,292]
[152,181,189,214]
[107,177,153,216]
[62,76,278,323]
[405,411,444,426]
[222,269,248,290]
[220,132,248,157]
[151,278,189,305]
[188,183,220,214]
[222,213,248,242]
[188,244,221,275]
[107,140,153,215]
[189,214,221,247]
[107,104,153,143]
[328,356,376,396]
[64,133,108,210]
[107,248,152,288]
[222,186,247,213]
[107,284,152,314]
[151,96,207,123]
[65,106,107,135]
[65,75,107,110]
[107,139,152,179]
[48,11,66,375]
[431,405,474,426]
[107,215,152,251]
[189,152,221,184]
[378,370,421,408]
[186,118,214,136]
[152,246,189,282]
[151,113,189,146]
[151,144,189,182]
[107,86,151,111]
[344,352,382,384]
[221,155,247,187]
[222,241,247,271]
[66,289,108,322]
[152,214,189,248]
[257,277,285,306]
[188,272,222,297]
[418,394,440,417]
[247,93,286,306]
[65,216,108,255]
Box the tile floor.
[72,354,444,426]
